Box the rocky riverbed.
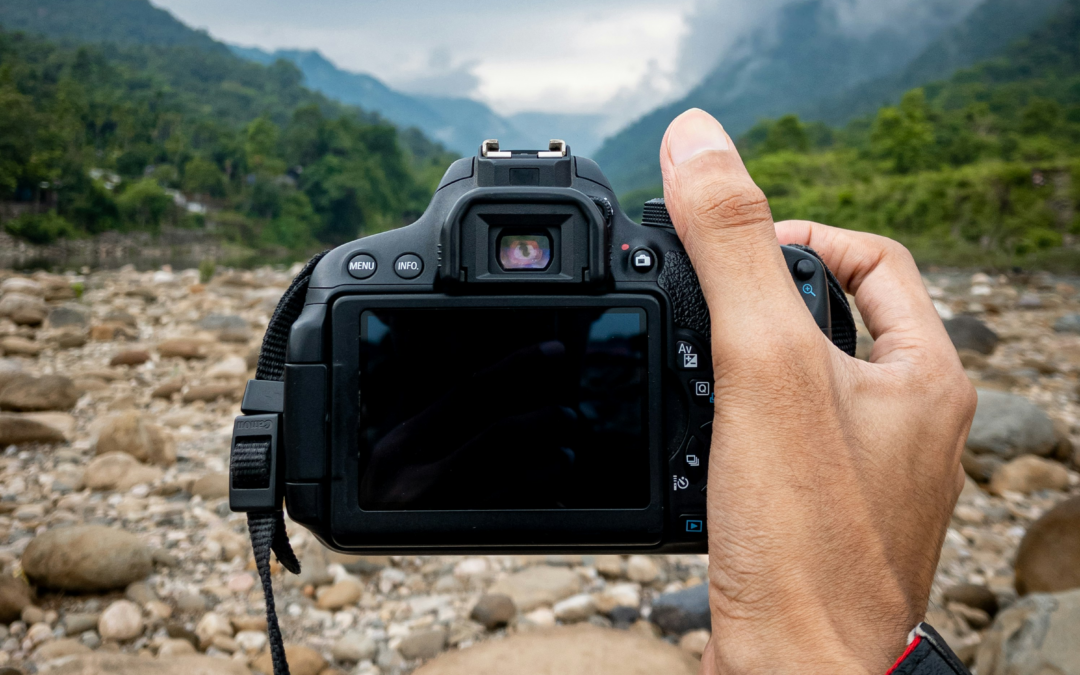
[0,265,1077,675]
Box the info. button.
[346,253,377,280]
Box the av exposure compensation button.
[794,258,817,281]
[347,254,377,279]
[394,254,423,279]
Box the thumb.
[660,109,807,349]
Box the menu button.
[347,254,377,280]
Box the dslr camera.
[230,140,844,554]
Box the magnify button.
[801,283,816,297]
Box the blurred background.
[0,1,1078,675]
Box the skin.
[658,109,977,675]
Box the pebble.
[98,600,144,641]
[332,631,377,662]
[1014,496,1080,595]
[469,593,516,630]
[626,556,660,584]
[489,566,581,612]
[678,629,710,658]
[315,578,363,610]
[22,525,152,592]
[553,594,597,622]
[397,628,448,661]
[989,455,1070,495]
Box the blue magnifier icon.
[802,283,816,297]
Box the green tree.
[871,89,936,174]
[116,178,172,230]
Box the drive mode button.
[347,254,377,280]
[394,254,423,279]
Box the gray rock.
[608,605,641,627]
[0,292,47,325]
[488,566,581,612]
[197,314,251,342]
[398,627,448,661]
[22,525,153,592]
[0,413,67,446]
[976,588,1080,675]
[944,315,1000,355]
[649,583,710,635]
[125,581,157,605]
[332,631,378,662]
[1015,496,1080,596]
[62,613,101,636]
[966,390,1057,459]
[47,305,90,328]
[0,576,32,623]
[1053,314,1080,334]
[470,594,516,630]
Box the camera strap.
[230,250,328,675]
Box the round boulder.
[0,373,79,412]
[944,315,999,355]
[966,390,1057,459]
[989,455,1069,495]
[1015,496,1080,596]
[413,624,698,675]
[22,525,153,592]
[976,588,1080,675]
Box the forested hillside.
[623,0,1080,269]
[0,28,455,249]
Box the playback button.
[681,515,706,537]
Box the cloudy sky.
[150,0,973,121]
[147,0,764,117]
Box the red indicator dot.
[621,244,630,251]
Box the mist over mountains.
[595,0,1062,193]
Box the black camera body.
[230,140,836,554]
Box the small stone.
[0,578,32,623]
[944,315,999,355]
[626,556,659,584]
[332,631,377,662]
[678,629,710,658]
[84,452,163,491]
[175,592,207,614]
[198,314,251,342]
[234,630,267,654]
[205,355,248,379]
[62,613,100,636]
[315,578,363,610]
[20,605,44,625]
[1015,496,1080,596]
[0,292,47,325]
[967,390,1057,459]
[157,338,211,359]
[125,581,157,605]
[252,644,326,675]
[1053,314,1080,334]
[957,349,988,370]
[976,588,1080,674]
[227,573,254,594]
[489,566,581,612]
[397,628,447,661]
[146,601,173,620]
[0,413,66,446]
[989,455,1069,495]
[47,305,89,329]
[594,555,624,578]
[34,636,92,660]
[0,277,43,296]
[943,584,999,618]
[151,378,185,399]
[650,584,710,635]
[98,600,144,641]
[182,383,241,403]
[194,612,233,645]
[190,473,229,499]
[22,525,153,591]
[0,373,79,411]
[157,637,197,656]
[453,557,489,578]
[595,583,641,614]
[0,336,41,356]
[554,593,597,623]
[608,605,641,627]
[470,594,516,630]
[94,412,175,465]
[109,349,150,367]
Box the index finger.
[774,220,953,365]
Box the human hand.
[658,109,976,675]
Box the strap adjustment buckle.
[229,413,282,512]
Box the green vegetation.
[625,0,1080,271]
[0,28,455,249]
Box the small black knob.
[642,198,673,228]
[794,258,817,281]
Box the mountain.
[804,0,1068,125]
[0,0,222,51]
[229,46,608,157]
[594,0,1004,194]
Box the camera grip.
[657,248,857,357]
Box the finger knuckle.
[692,180,773,232]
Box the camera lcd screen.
[358,307,649,510]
